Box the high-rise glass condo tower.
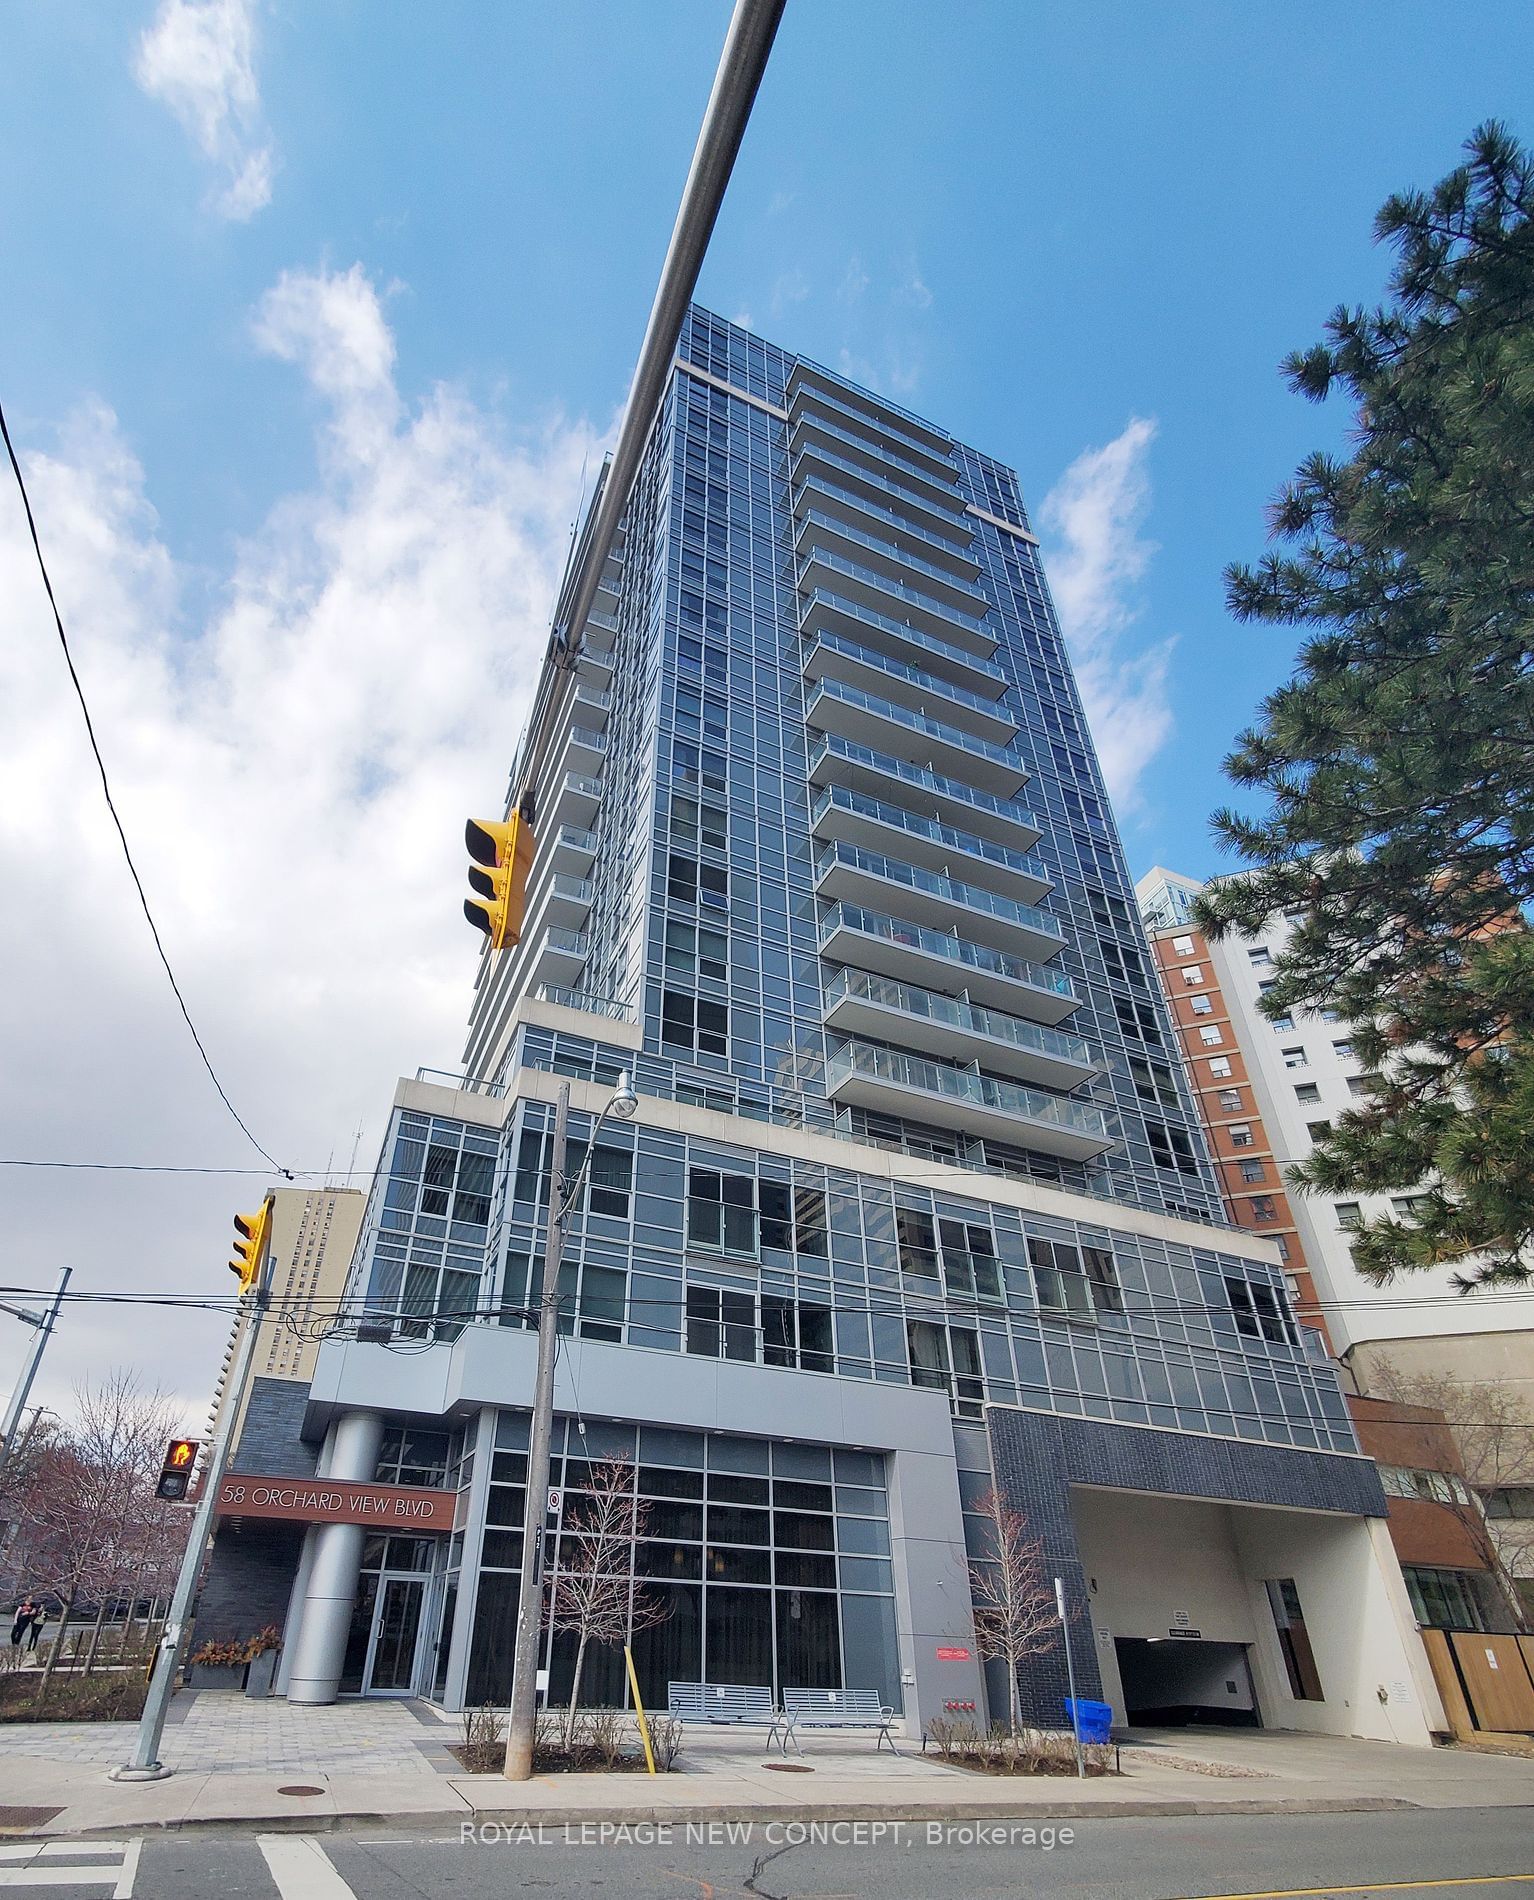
[200,312,1446,1743]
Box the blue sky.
[1,0,1530,1408]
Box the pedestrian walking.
[26,1606,48,1654]
[9,1598,36,1648]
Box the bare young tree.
[7,1374,187,1696]
[545,1458,670,1746]
[1369,1361,1534,1630]
[966,1489,1060,1735]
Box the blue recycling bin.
[1063,1696,1113,1743]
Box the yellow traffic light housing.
[464,813,535,951]
[229,1197,272,1293]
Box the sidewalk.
[0,1696,1529,1837]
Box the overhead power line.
[0,398,290,1180]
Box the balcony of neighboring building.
[549,823,599,874]
[822,968,1099,1092]
[786,360,954,463]
[818,902,1079,1022]
[582,609,620,661]
[790,441,972,548]
[797,575,1001,683]
[805,680,1027,799]
[792,505,990,620]
[809,785,1050,904]
[813,843,1066,961]
[825,1037,1114,1160]
[808,734,1041,850]
[522,925,590,990]
[788,407,961,510]
[800,627,1017,746]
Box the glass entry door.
[365,1574,426,1695]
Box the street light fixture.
[503,1069,638,1781]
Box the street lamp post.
[503,1071,638,1782]
[0,1268,71,1486]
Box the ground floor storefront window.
[463,1413,901,1713]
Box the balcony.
[791,475,980,581]
[789,409,960,509]
[825,1038,1114,1160]
[808,735,1041,849]
[810,786,1050,903]
[818,902,1079,1022]
[550,825,599,873]
[786,380,957,480]
[527,926,589,988]
[793,507,990,619]
[583,610,620,659]
[787,360,953,460]
[806,680,1028,799]
[801,629,1017,745]
[822,969,1098,1091]
[544,875,594,929]
[548,770,603,829]
[814,844,1066,961]
[790,443,971,547]
[796,554,997,670]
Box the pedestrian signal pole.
[114,1196,275,1780]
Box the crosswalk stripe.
[0,1842,137,1895]
[257,1837,357,1900]
[0,1872,122,1890]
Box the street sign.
[546,1488,562,1516]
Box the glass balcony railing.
[815,845,1065,943]
[542,927,590,958]
[790,405,959,496]
[796,508,989,607]
[554,826,599,854]
[819,902,1076,999]
[809,735,1038,831]
[793,476,980,572]
[824,968,1095,1069]
[788,362,954,460]
[798,550,993,642]
[569,726,607,753]
[558,772,603,802]
[792,443,969,537]
[535,985,634,1022]
[549,876,594,905]
[825,1038,1111,1142]
[802,623,1011,726]
[811,786,1045,881]
[808,678,1020,768]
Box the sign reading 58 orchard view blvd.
[214,1473,455,1532]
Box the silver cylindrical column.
[283,1412,384,1705]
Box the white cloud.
[134,0,275,220]
[1037,417,1175,810]
[769,269,811,320]
[0,266,601,1423]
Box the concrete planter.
[244,1648,281,1699]
[187,1662,247,1691]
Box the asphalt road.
[12,1806,1534,1899]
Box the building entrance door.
[364,1574,427,1696]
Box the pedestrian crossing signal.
[157,1438,200,1502]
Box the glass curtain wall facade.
[322,308,1383,1723]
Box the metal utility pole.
[114,1244,274,1781]
[512,0,786,800]
[504,1072,637,1780]
[0,1268,71,1486]
[1056,1575,1085,1779]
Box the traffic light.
[156,1438,199,1502]
[229,1197,272,1294]
[464,813,535,952]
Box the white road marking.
[0,1840,138,1893]
[257,1836,358,1900]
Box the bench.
[668,1682,788,1752]
[781,1687,900,1753]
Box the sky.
[1,0,1530,1425]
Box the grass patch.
[0,1671,148,1723]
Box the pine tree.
[1197,123,1534,1291]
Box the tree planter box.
[187,1663,247,1691]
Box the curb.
[39,1794,1419,1839]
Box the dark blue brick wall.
[985,1407,1388,1727]
[229,1378,319,1477]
